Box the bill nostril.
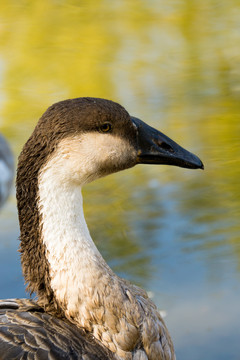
[161,142,174,153]
[154,139,175,153]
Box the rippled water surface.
[0,1,240,359]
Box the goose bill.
[131,117,204,170]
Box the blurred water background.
[0,1,240,359]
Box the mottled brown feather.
[0,299,115,359]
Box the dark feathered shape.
[0,299,114,360]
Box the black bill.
[131,117,204,170]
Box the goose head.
[21,97,202,188]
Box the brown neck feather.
[16,101,77,312]
[16,132,56,311]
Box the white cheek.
[45,133,137,185]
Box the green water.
[0,1,240,359]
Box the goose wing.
[0,299,114,360]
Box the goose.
[0,98,203,360]
[0,134,14,209]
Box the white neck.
[37,147,174,360]
[38,165,113,322]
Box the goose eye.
[99,123,112,133]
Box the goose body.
[0,134,14,208]
[0,98,203,359]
